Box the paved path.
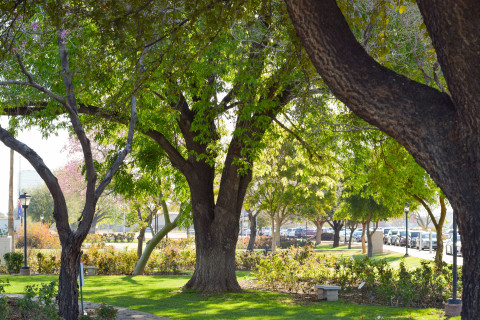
[4,294,172,320]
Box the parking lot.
[383,242,463,266]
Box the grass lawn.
[1,272,458,320]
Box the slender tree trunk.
[434,196,447,268]
[348,232,354,249]
[315,220,325,245]
[270,217,276,253]
[367,220,378,258]
[361,222,367,254]
[8,149,14,252]
[247,211,257,252]
[58,239,82,319]
[137,227,146,259]
[348,225,357,250]
[133,216,179,275]
[332,221,343,248]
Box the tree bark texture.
[183,159,251,293]
[247,211,258,252]
[285,1,480,316]
[331,221,343,248]
[58,239,82,319]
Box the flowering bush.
[15,223,60,249]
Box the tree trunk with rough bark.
[367,220,378,258]
[58,239,82,319]
[183,161,251,293]
[331,220,343,248]
[247,211,257,252]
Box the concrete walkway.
[4,294,172,320]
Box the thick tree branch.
[0,126,71,237]
[284,0,457,174]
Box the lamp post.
[445,213,462,316]
[19,193,31,276]
[404,203,410,257]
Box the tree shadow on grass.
[80,277,443,320]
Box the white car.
[286,228,296,238]
[261,227,272,236]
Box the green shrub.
[235,251,264,270]
[253,248,462,308]
[0,279,10,319]
[35,252,59,274]
[17,281,60,319]
[95,303,117,320]
[3,252,24,273]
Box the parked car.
[385,229,399,245]
[382,228,392,243]
[352,230,362,242]
[286,228,296,238]
[301,229,316,238]
[446,234,462,256]
[416,232,437,250]
[407,231,421,248]
[261,227,272,236]
[394,230,407,246]
[294,228,305,238]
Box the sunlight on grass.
[0,273,459,319]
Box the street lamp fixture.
[404,203,410,257]
[19,193,31,276]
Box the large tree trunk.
[285,1,480,317]
[247,211,257,252]
[184,205,241,292]
[58,239,82,319]
[458,204,480,319]
[8,149,14,252]
[183,161,251,293]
